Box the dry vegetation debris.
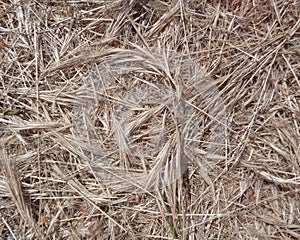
[0,0,300,239]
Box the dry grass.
[0,0,300,239]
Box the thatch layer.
[0,0,299,239]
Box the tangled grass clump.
[0,0,299,239]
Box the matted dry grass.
[0,0,299,239]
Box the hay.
[0,0,299,239]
